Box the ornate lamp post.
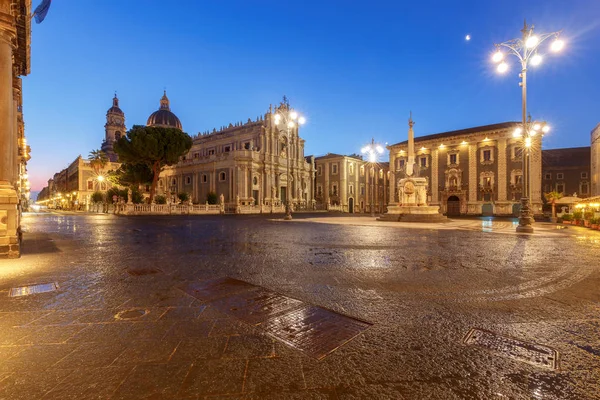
[492,20,564,233]
[361,138,384,217]
[273,107,306,220]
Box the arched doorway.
[447,196,460,216]
[482,203,494,216]
[349,197,354,213]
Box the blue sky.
[25,0,600,190]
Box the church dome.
[146,91,182,130]
[107,94,124,115]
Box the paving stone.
[16,325,86,345]
[112,339,181,365]
[162,319,214,340]
[159,305,207,320]
[169,337,228,364]
[244,357,306,393]
[41,366,134,400]
[0,344,77,372]
[222,335,275,359]
[111,364,191,400]
[53,342,128,369]
[179,359,247,397]
[0,369,73,400]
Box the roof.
[542,147,591,168]
[315,153,363,161]
[390,122,519,147]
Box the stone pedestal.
[379,177,447,222]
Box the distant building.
[542,147,591,198]
[314,153,389,213]
[158,98,316,209]
[100,94,127,162]
[388,122,543,216]
[592,124,600,196]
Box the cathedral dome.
[107,94,124,115]
[146,91,182,130]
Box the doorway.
[349,197,354,213]
[482,203,494,216]
[280,187,287,205]
[447,195,460,216]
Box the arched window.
[185,176,191,185]
[219,172,226,181]
[114,131,121,141]
[172,178,177,186]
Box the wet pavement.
[1,212,599,399]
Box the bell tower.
[101,93,126,162]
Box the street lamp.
[272,106,306,220]
[492,20,563,233]
[361,138,384,217]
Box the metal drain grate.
[464,328,559,369]
[9,282,59,297]
[262,305,372,360]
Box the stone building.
[314,154,389,213]
[159,99,315,209]
[592,124,600,196]
[388,121,543,217]
[100,94,127,162]
[542,147,591,198]
[0,0,30,258]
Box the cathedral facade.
[157,99,316,208]
[388,122,543,217]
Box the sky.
[24,0,600,191]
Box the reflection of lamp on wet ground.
[492,20,564,233]
[361,138,384,217]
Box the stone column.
[530,136,543,214]
[340,158,347,211]
[497,139,507,201]
[468,144,478,213]
[431,149,439,205]
[324,162,329,204]
[0,8,19,258]
[192,172,198,202]
[389,152,396,205]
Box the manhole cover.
[115,309,148,320]
[9,282,59,297]
[262,306,372,360]
[127,267,162,276]
[463,328,559,369]
[179,277,257,301]
[211,288,305,325]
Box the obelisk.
[406,112,415,177]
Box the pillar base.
[0,182,21,259]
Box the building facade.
[592,124,600,196]
[158,99,316,209]
[542,147,591,198]
[314,154,389,213]
[100,94,127,162]
[388,122,543,216]
[0,0,30,258]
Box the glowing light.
[97,175,105,182]
[551,39,564,52]
[439,144,445,149]
[530,54,542,66]
[298,116,306,125]
[525,137,532,148]
[497,62,508,73]
[526,35,539,48]
[492,51,504,63]
[513,127,522,137]
[369,152,377,163]
[376,145,384,154]
[290,111,298,120]
[483,137,489,141]
[420,147,426,151]
[542,125,550,133]
[533,124,541,131]
[287,121,295,128]
[465,34,471,41]
[460,141,467,145]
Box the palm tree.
[88,149,109,175]
[545,191,563,221]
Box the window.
[449,154,457,165]
[349,185,354,194]
[581,172,588,179]
[581,183,589,194]
[185,176,191,185]
[145,185,150,192]
[332,184,338,196]
[87,181,93,190]
[332,164,338,175]
[194,153,199,159]
[420,156,427,168]
[349,163,354,175]
[115,132,121,141]
[544,184,550,192]
[544,173,551,180]
[317,185,322,196]
[318,165,322,176]
[244,142,251,150]
[515,175,522,185]
[172,178,177,186]
[379,170,383,179]
[556,184,564,193]
[100,183,106,190]
[483,150,491,161]
[360,166,365,176]
[253,176,258,185]
[513,147,522,159]
[399,159,405,168]
[208,149,215,155]
[202,174,207,183]
[182,156,186,161]
[224,145,231,152]
[219,172,226,181]
[360,186,365,195]
[556,173,564,180]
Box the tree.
[114,125,192,203]
[178,192,190,204]
[108,162,153,189]
[544,191,563,220]
[88,149,109,175]
[207,191,218,204]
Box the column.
[431,149,439,205]
[324,162,329,203]
[340,159,347,211]
[468,144,478,204]
[530,136,543,213]
[497,139,507,201]
[0,11,19,258]
[389,152,395,205]
[192,172,198,202]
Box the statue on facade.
[236,194,240,205]
[127,188,132,204]
[219,193,225,205]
